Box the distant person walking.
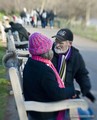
[48,10,55,28]
[20,8,27,24]
[41,10,47,28]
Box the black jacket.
[5,23,29,41]
[23,57,75,120]
[52,46,91,96]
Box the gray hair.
[40,49,54,60]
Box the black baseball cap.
[52,28,73,41]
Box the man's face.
[54,39,72,54]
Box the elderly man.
[52,28,95,119]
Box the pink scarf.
[32,55,66,120]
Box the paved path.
[4,26,97,120]
[4,95,19,120]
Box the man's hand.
[85,92,96,103]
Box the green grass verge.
[0,81,8,120]
[0,41,9,120]
[70,25,97,41]
[57,18,97,42]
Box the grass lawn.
[58,18,97,42]
[0,41,9,120]
[70,25,97,42]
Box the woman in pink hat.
[23,32,75,120]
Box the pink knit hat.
[29,32,53,55]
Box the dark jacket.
[48,10,54,20]
[5,23,29,41]
[52,45,91,96]
[23,57,75,120]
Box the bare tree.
[0,0,97,22]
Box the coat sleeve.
[41,67,75,101]
[75,52,91,96]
